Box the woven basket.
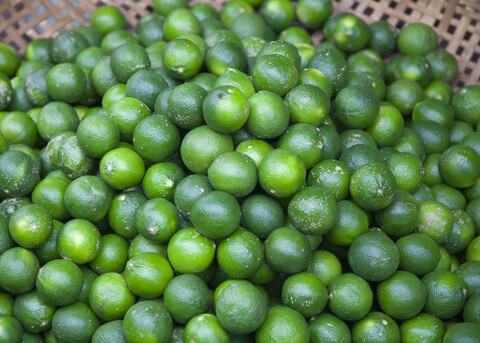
[0,0,479,88]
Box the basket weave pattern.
[0,0,479,88]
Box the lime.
[259,148,306,198]
[184,314,229,343]
[443,322,480,343]
[398,22,437,55]
[164,274,211,324]
[167,227,216,273]
[400,313,446,343]
[368,21,396,56]
[57,219,101,264]
[51,302,99,343]
[142,162,185,201]
[350,162,397,211]
[439,144,480,188]
[89,272,134,321]
[246,90,290,139]
[136,198,179,243]
[180,125,234,174]
[296,0,332,28]
[92,320,127,343]
[235,139,273,168]
[352,312,400,343]
[285,84,330,126]
[163,8,201,41]
[163,38,203,80]
[100,148,145,190]
[240,194,284,239]
[252,54,298,96]
[377,270,427,320]
[203,85,249,133]
[217,228,263,279]
[375,190,420,236]
[255,305,309,343]
[326,200,369,247]
[309,313,351,343]
[451,85,480,126]
[91,6,126,35]
[110,43,150,83]
[422,270,467,319]
[64,175,112,222]
[0,315,22,343]
[35,259,83,306]
[397,233,440,276]
[265,227,311,274]
[335,85,379,129]
[332,14,371,53]
[190,190,241,239]
[89,234,129,274]
[328,273,373,321]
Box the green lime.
[89,272,135,321]
[422,270,467,319]
[101,30,138,54]
[35,259,83,306]
[91,6,126,35]
[287,186,337,235]
[451,85,480,126]
[0,111,37,147]
[92,320,127,343]
[110,43,150,83]
[240,194,284,239]
[398,23,437,55]
[25,38,52,63]
[154,0,188,16]
[246,90,290,139]
[281,272,328,318]
[57,135,97,179]
[203,85,249,133]
[335,85,379,129]
[393,127,427,161]
[386,151,424,193]
[442,209,475,254]
[128,234,166,259]
[368,21,396,56]
[8,203,53,249]
[377,270,427,320]
[122,301,172,343]
[51,302,99,343]
[50,30,89,64]
[89,234,129,274]
[332,14,371,53]
[0,197,32,223]
[397,233,440,276]
[163,38,203,80]
[350,162,397,211]
[77,113,119,159]
[400,313,446,343]
[328,273,373,321]
[190,190,240,239]
[326,200,369,246]
[184,314,229,343]
[142,162,185,201]
[285,84,330,126]
[352,312,400,343]
[255,305,308,343]
[385,79,424,117]
[125,252,173,298]
[108,191,145,238]
[100,147,145,190]
[136,198,179,243]
[57,219,101,264]
[309,313,351,343]
[394,54,433,87]
[296,0,332,28]
[259,0,295,32]
[258,148,306,198]
[424,80,453,102]
[443,322,480,343]
[252,54,298,96]
[439,144,480,188]
[91,57,118,96]
[375,190,420,236]
[75,26,104,47]
[164,274,211,324]
[0,315,22,343]
[174,174,213,219]
[163,8,201,41]
[167,227,216,273]
[307,160,350,201]
[235,139,273,168]
[13,290,55,334]
[265,227,311,274]
[366,105,404,147]
[0,247,39,294]
[64,175,112,222]
[180,125,234,174]
[0,150,40,198]
[339,144,384,174]
[217,228,264,279]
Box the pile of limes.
[0,0,480,342]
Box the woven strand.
[0,0,478,87]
